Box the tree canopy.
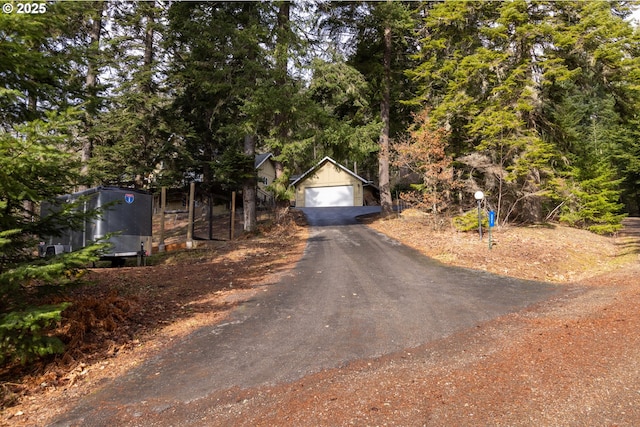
[6,0,634,224]
[409,0,640,230]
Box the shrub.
[0,304,71,364]
[453,209,488,232]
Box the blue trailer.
[41,187,153,265]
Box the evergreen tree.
[559,161,626,234]
[540,1,640,222]
[0,110,107,364]
[165,1,270,194]
[90,1,177,189]
[409,0,639,229]
[0,1,93,126]
[614,115,640,214]
[78,1,106,186]
[244,1,309,217]
[0,4,114,364]
[321,1,419,216]
[307,58,381,171]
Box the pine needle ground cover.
[2,212,639,426]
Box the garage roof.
[290,156,370,187]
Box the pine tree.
[0,110,107,364]
[0,2,116,364]
[559,162,626,234]
[0,1,92,126]
[307,58,381,169]
[78,1,106,187]
[319,1,419,215]
[90,1,176,188]
[165,2,270,188]
[409,0,639,228]
[356,2,417,217]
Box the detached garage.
[292,157,371,207]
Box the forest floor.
[2,210,640,426]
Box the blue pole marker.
[488,210,495,249]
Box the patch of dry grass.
[366,210,633,284]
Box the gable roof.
[291,156,370,187]
[255,153,273,169]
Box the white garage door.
[305,185,354,207]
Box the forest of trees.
[1,1,639,362]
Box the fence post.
[159,186,166,253]
[186,182,195,249]
[230,191,236,240]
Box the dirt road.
[49,207,562,426]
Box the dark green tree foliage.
[614,115,640,214]
[77,1,106,184]
[0,1,94,126]
[307,59,381,170]
[560,162,626,234]
[242,1,322,197]
[0,6,109,364]
[410,0,639,230]
[244,75,317,189]
[0,111,106,364]
[321,1,419,215]
[539,1,640,226]
[165,1,270,192]
[266,0,295,182]
[90,1,178,188]
[546,84,631,232]
[0,1,118,189]
[346,2,418,139]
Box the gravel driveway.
[51,207,560,426]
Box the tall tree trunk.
[378,24,393,217]
[269,1,292,219]
[134,1,156,188]
[243,135,257,232]
[142,1,155,93]
[80,1,105,190]
[272,1,290,182]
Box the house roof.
[290,156,370,187]
[255,153,273,169]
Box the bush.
[586,222,624,235]
[0,303,71,364]
[559,162,626,235]
[453,209,488,232]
